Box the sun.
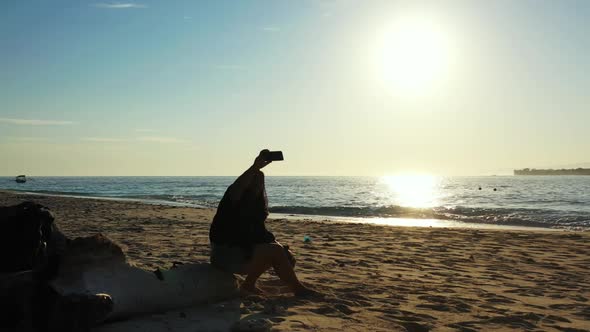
[376,16,452,95]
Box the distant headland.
[514,168,590,175]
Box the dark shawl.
[209,173,275,248]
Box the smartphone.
[264,151,284,161]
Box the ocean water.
[1,176,589,229]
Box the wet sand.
[2,190,589,331]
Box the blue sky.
[1,1,589,176]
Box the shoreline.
[0,189,203,207]
[0,189,576,232]
[273,213,558,232]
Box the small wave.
[126,195,219,208]
[434,206,590,228]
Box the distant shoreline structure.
[514,168,590,175]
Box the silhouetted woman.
[209,150,314,296]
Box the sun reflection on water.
[380,174,440,208]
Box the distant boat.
[15,175,26,183]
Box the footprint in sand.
[449,312,544,331]
[416,295,472,313]
[230,318,272,332]
[395,321,431,332]
[309,302,356,317]
[549,303,590,320]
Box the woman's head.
[240,170,269,216]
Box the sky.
[1,0,589,176]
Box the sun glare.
[380,174,439,208]
[376,16,452,95]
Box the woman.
[209,150,314,296]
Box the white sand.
[2,191,589,331]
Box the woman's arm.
[226,150,271,202]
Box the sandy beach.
[2,190,589,331]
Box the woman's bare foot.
[294,285,323,298]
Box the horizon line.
[0,174,513,177]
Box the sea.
[1,176,589,230]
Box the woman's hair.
[244,171,269,216]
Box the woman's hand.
[252,149,272,170]
[226,150,271,201]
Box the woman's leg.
[241,243,308,294]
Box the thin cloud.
[212,64,247,70]
[261,26,281,32]
[313,0,350,17]
[0,118,76,126]
[134,128,157,133]
[82,137,126,142]
[137,136,187,144]
[6,137,49,142]
[93,2,146,9]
